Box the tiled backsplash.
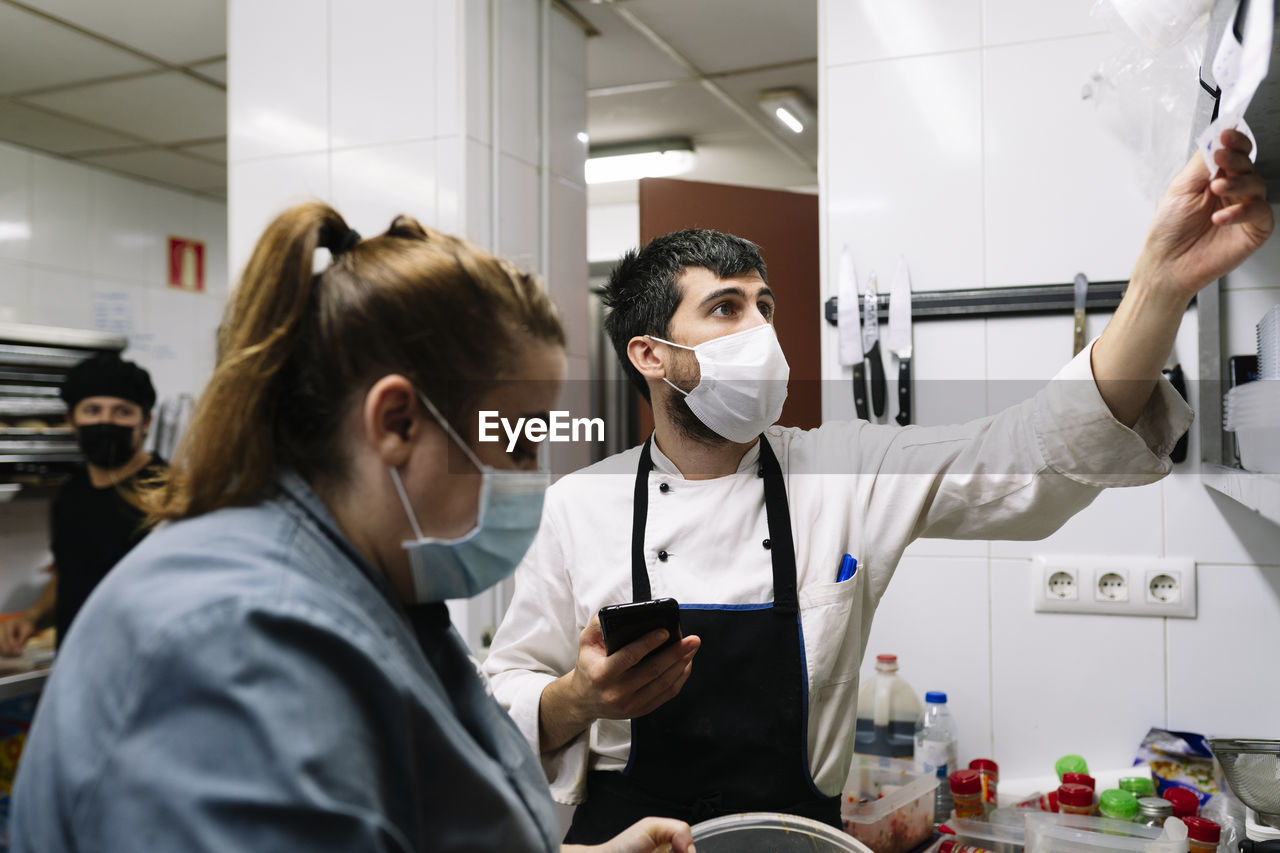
[821,0,1280,779]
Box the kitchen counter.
[0,667,48,701]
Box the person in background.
[11,204,693,853]
[0,353,163,655]
[481,129,1273,842]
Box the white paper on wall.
[91,290,134,336]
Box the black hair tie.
[319,222,361,257]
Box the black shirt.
[50,457,166,644]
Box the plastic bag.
[1085,0,1211,199]
[1134,727,1221,804]
[1201,793,1245,853]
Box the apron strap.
[630,438,655,602]
[757,436,798,615]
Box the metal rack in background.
[0,322,127,499]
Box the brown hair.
[144,201,564,522]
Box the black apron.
[564,436,840,843]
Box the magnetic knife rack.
[823,279,1137,326]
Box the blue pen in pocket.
[835,554,858,583]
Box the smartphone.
[598,598,681,657]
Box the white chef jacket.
[483,341,1192,805]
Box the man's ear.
[363,375,421,467]
[628,336,667,384]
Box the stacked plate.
[1224,379,1280,474]
[1261,305,1279,379]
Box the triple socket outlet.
[1032,555,1197,618]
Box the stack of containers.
[1225,305,1280,473]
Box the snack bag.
[1134,727,1220,805]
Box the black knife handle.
[852,361,869,420]
[1163,363,1189,463]
[867,339,886,417]
[895,357,911,426]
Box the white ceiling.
[0,0,817,204]
[0,0,226,199]
[573,0,818,205]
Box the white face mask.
[648,323,790,443]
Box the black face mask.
[77,423,138,470]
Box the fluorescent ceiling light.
[585,138,695,184]
[774,106,804,134]
[758,88,814,135]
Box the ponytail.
[144,203,353,520]
[143,202,564,524]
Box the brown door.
[637,177,821,437]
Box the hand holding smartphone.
[598,598,681,658]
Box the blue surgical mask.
[389,392,549,603]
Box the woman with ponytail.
[11,204,693,853]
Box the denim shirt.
[11,472,560,852]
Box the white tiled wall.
[0,140,228,608]
[820,0,1280,779]
[228,0,588,653]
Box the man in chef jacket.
[483,131,1273,843]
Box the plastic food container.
[949,816,1025,853]
[691,812,875,853]
[841,757,939,853]
[1025,812,1189,853]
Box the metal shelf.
[0,400,67,417]
[1203,466,1280,528]
[0,453,81,463]
[0,440,78,454]
[0,322,126,352]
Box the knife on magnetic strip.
[1073,273,1088,356]
[888,257,913,426]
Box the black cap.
[60,353,156,413]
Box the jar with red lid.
[1163,787,1200,820]
[1058,782,1096,816]
[949,769,985,820]
[1183,816,1221,853]
[1062,772,1096,791]
[969,759,999,815]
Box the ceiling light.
[585,138,695,184]
[758,88,814,135]
[577,132,590,144]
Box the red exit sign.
[168,236,205,292]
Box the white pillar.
[227,0,589,651]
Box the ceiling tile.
[575,2,688,90]
[20,0,226,65]
[623,0,817,76]
[588,83,741,146]
[0,101,142,154]
[189,58,226,85]
[22,72,226,144]
[0,4,155,95]
[175,140,226,163]
[79,148,226,193]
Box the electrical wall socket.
[1032,555,1196,618]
